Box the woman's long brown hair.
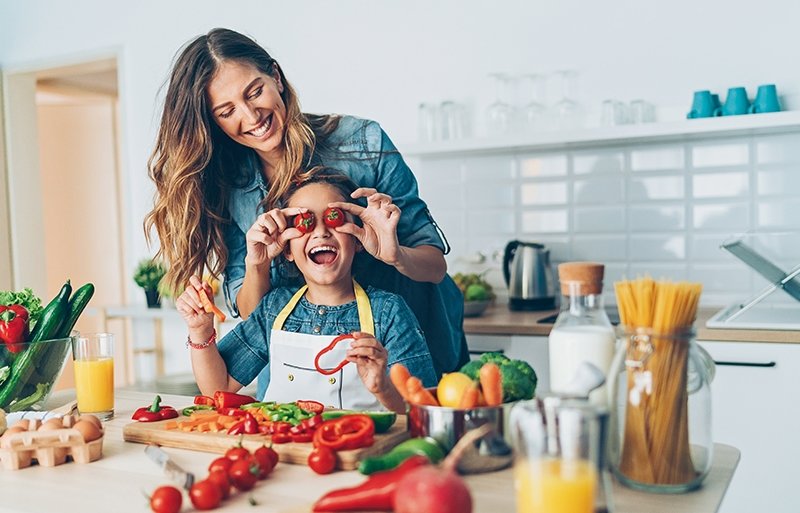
[144,28,339,296]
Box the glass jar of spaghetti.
[607,327,715,493]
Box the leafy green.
[8,382,49,411]
[0,288,43,326]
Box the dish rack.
[0,415,104,470]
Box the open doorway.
[3,56,127,389]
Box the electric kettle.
[503,240,556,311]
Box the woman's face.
[206,60,287,165]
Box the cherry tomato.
[322,207,345,228]
[189,479,222,511]
[308,446,337,475]
[260,444,279,468]
[224,446,251,462]
[207,469,231,500]
[228,459,259,491]
[208,456,232,474]
[252,446,276,479]
[150,485,182,513]
[294,211,316,233]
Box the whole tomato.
[189,479,222,510]
[228,459,259,491]
[308,446,337,475]
[208,456,232,474]
[253,446,277,479]
[224,446,251,462]
[322,207,345,228]
[207,469,231,500]
[150,485,182,513]
[294,212,316,234]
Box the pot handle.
[502,240,519,287]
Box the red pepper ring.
[314,333,355,375]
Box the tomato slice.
[296,400,325,415]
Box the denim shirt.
[221,115,468,376]
[217,285,438,399]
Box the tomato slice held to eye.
[322,207,345,228]
[294,211,316,233]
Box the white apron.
[265,280,380,411]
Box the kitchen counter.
[464,305,800,343]
[2,390,739,513]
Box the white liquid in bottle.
[548,324,616,405]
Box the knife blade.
[144,445,195,490]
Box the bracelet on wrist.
[186,329,217,350]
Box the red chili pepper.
[313,415,375,452]
[214,391,256,410]
[0,305,29,354]
[131,395,180,422]
[296,400,325,415]
[227,420,246,435]
[194,395,216,406]
[314,333,354,375]
[312,455,430,512]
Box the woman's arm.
[236,261,272,319]
[392,244,446,283]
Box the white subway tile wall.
[413,132,800,306]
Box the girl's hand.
[176,275,215,332]
[345,332,390,395]
[244,208,306,267]
[329,188,400,266]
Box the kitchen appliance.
[503,240,556,310]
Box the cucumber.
[57,282,95,338]
[0,281,71,409]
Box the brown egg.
[11,419,34,431]
[72,420,102,442]
[38,418,66,431]
[1,426,27,439]
[77,415,102,430]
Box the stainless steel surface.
[145,444,195,490]
[503,240,556,310]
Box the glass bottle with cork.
[548,262,616,405]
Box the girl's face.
[206,60,287,166]
[285,183,359,288]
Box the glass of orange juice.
[509,397,610,513]
[72,333,115,420]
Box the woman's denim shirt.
[217,284,438,397]
[221,116,468,376]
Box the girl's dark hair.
[281,166,359,207]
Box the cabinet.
[466,334,550,393]
[699,341,800,513]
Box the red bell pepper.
[313,415,375,452]
[213,390,256,410]
[194,394,216,406]
[0,305,29,354]
[312,455,430,511]
[296,400,324,414]
[131,395,179,422]
[314,333,353,375]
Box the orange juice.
[73,358,114,413]
[514,457,596,513]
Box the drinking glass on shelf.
[629,99,656,123]
[553,70,583,130]
[600,99,628,127]
[440,100,464,140]
[485,73,515,136]
[520,73,548,132]
[72,332,115,420]
[417,102,439,142]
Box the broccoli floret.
[479,352,510,366]
[505,359,538,390]
[499,364,536,402]
[459,360,484,381]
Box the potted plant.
[133,259,167,308]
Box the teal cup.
[749,84,781,114]
[687,90,716,119]
[712,94,722,112]
[715,87,750,116]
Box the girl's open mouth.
[309,245,339,265]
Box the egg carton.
[0,416,104,470]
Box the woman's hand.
[244,207,306,267]
[346,332,390,395]
[330,188,401,266]
[176,276,215,333]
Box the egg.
[77,415,103,431]
[1,426,27,440]
[72,420,102,442]
[38,418,66,431]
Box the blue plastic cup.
[749,84,781,114]
[715,87,749,116]
[687,90,716,119]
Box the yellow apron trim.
[272,279,374,335]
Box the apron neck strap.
[272,279,374,335]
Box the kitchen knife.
[144,444,195,490]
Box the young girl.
[176,172,436,413]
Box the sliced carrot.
[163,420,179,430]
[390,364,412,401]
[458,381,480,409]
[479,363,504,406]
[199,287,226,322]
[405,376,440,407]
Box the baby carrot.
[390,363,412,401]
[479,363,503,406]
[406,376,440,407]
[198,287,226,322]
[458,381,480,409]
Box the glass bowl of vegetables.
[0,334,75,412]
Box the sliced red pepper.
[217,407,248,417]
[243,412,260,435]
[312,455,430,512]
[258,424,271,435]
[296,400,325,414]
[314,334,353,375]
[194,395,216,406]
[305,414,325,430]
[213,391,256,410]
[271,422,291,434]
[227,420,246,435]
[0,305,29,354]
[131,395,179,422]
[272,432,293,444]
[313,415,375,452]
[291,432,314,443]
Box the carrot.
[163,420,179,430]
[198,287,226,322]
[479,363,503,406]
[390,363,412,401]
[405,376,440,407]
[458,381,480,409]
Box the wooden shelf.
[401,110,800,158]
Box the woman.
[145,28,467,393]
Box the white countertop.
[0,390,740,513]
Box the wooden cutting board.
[122,415,408,470]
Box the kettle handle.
[503,240,520,287]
